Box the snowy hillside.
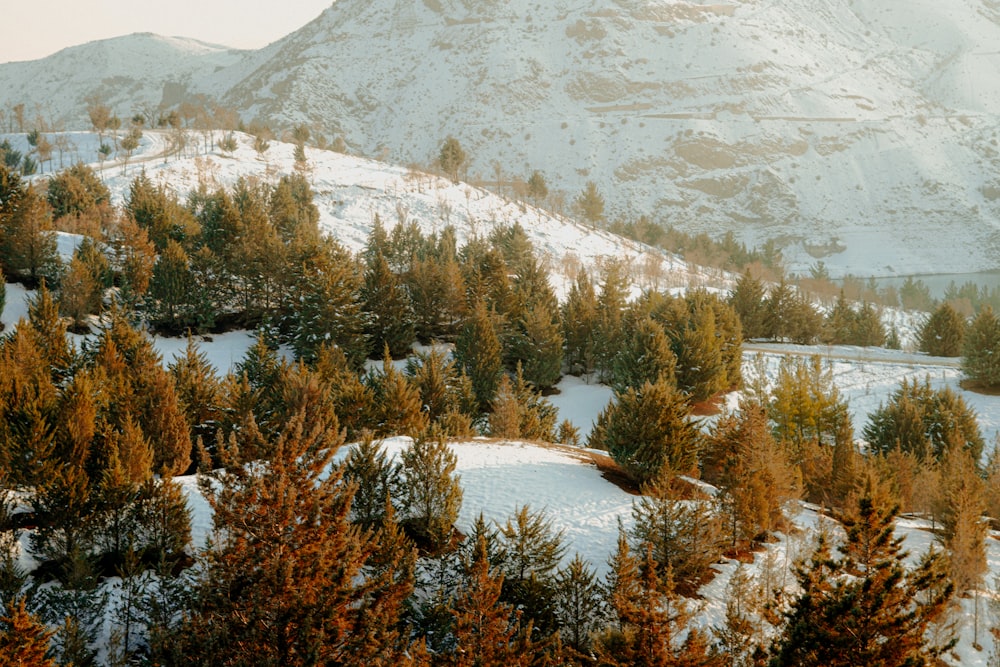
[0,33,242,129]
[3,0,1000,278]
[14,128,713,300]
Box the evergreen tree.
[366,348,428,438]
[589,378,700,484]
[58,256,100,331]
[919,302,966,357]
[610,316,677,395]
[853,302,887,347]
[703,404,800,550]
[496,505,567,640]
[561,268,599,376]
[439,136,466,183]
[404,347,477,430]
[159,408,414,665]
[169,335,223,446]
[147,239,194,329]
[406,254,466,342]
[526,170,548,203]
[453,299,504,413]
[554,554,605,657]
[0,184,60,286]
[594,259,631,382]
[823,291,856,345]
[268,173,320,243]
[283,237,367,366]
[46,162,110,220]
[343,434,402,531]
[963,306,1000,387]
[933,447,987,594]
[508,304,564,390]
[399,431,463,553]
[728,270,768,340]
[575,181,605,224]
[863,377,983,462]
[444,536,540,667]
[630,472,725,593]
[0,597,57,666]
[361,250,416,358]
[769,477,954,667]
[595,534,718,666]
[488,366,558,442]
[768,355,850,462]
[658,291,742,403]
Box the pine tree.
[444,536,539,667]
[595,534,713,666]
[46,163,110,220]
[863,377,983,462]
[712,564,764,667]
[58,256,99,331]
[454,299,503,413]
[575,181,605,224]
[439,136,466,183]
[594,259,630,381]
[554,554,606,657]
[823,291,856,345]
[704,404,800,550]
[561,267,599,376]
[367,348,429,437]
[489,374,523,440]
[728,270,768,340]
[169,335,223,446]
[933,446,987,595]
[0,184,60,286]
[768,355,849,462]
[659,291,734,403]
[630,471,725,594]
[919,302,966,357]
[343,434,402,530]
[160,408,414,665]
[508,304,564,390]
[361,250,416,358]
[148,239,194,330]
[283,237,367,366]
[610,316,677,394]
[399,431,463,553]
[769,476,954,667]
[406,255,466,342]
[26,280,71,374]
[314,343,376,441]
[488,367,558,442]
[963,306,1000,388]
[404,347,477,429]
[497,505,567,639]
[0,598,57,667]
[589,378,700,484]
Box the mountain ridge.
[2,0,1000,277]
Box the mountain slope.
[218,0,1000,276]
[0,33,242,128]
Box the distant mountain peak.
[2,0,1000,277]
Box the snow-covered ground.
[6,276,1000,664]
[5,131,1000,663]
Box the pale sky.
[0,0,334,64]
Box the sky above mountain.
[0,0,331,63]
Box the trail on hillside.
[743,342,962,369]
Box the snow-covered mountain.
[0,33,242,129]
[3,0,1000,277]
